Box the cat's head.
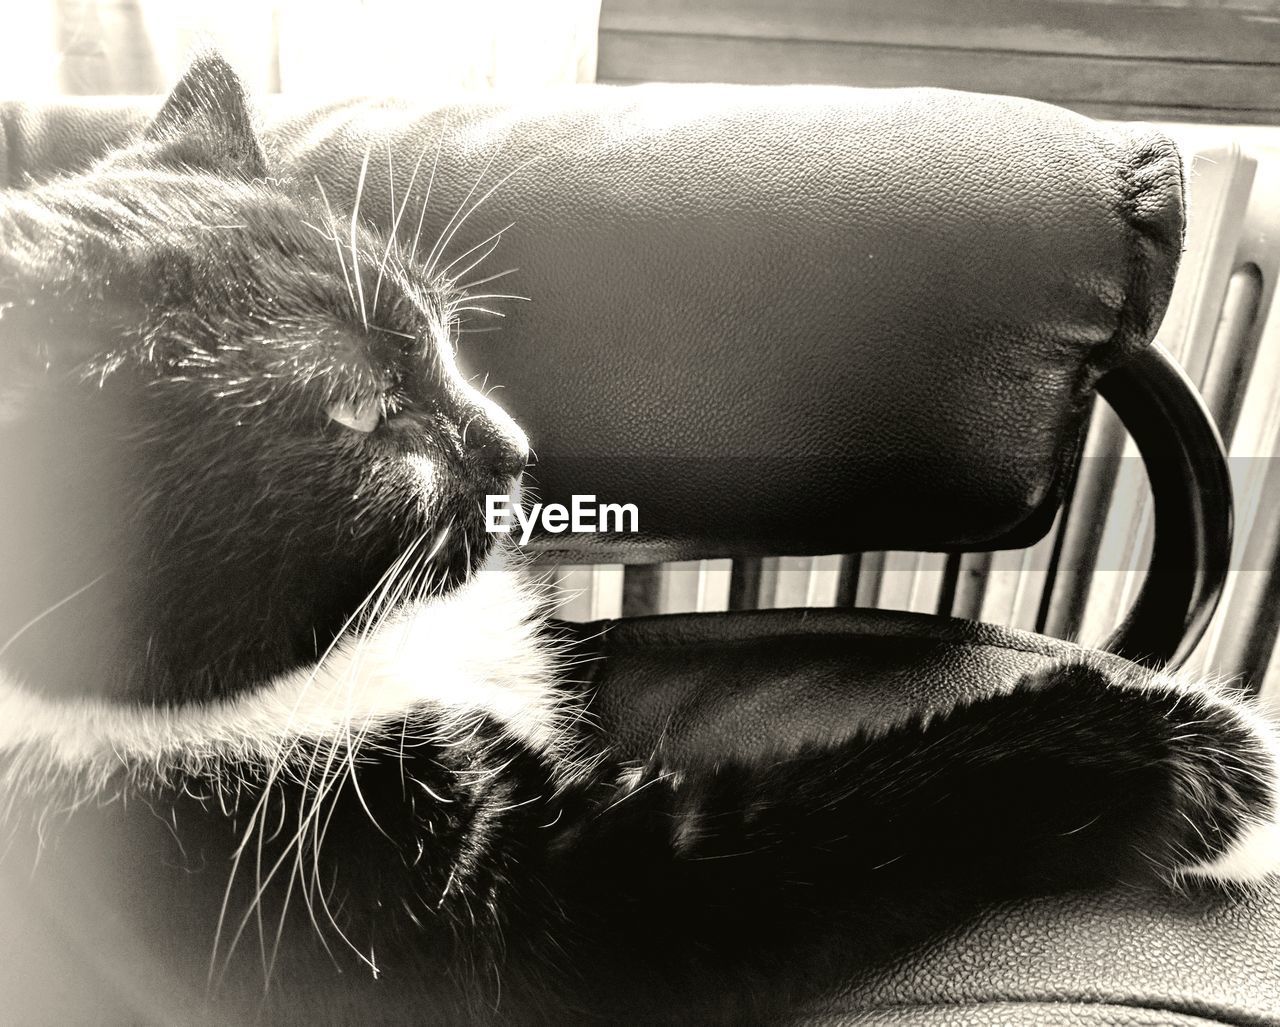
[0,54,528,704]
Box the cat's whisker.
[292,741,371,972]
[339,544,429,750]
[0,572,108,660]
[408,116,453,268]
[373,139,432,315]
[300,535,439,913]
[372,144,398,318]
[425,153,545,283]
[416,147,502,290]
[459,292,530,305]
[283,728,379,972]
[237,707,395,986]
[340,535,431,713]
[253,789,287,985]
[456,266,519,292]
[312,179,359,321]
[437,222,515,280]
[259,784,290,846]
[210,532,431,986]
[264,817,322,990]
[349,146,372,330]
[390,131,438,257]
[343,746,396,844]
[384,142,396,253]
[324,548,427,837]
[368,323,418,341]
[426,520,454,565]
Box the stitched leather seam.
[1089,134,1181,385]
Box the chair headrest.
[2,85,1184,560]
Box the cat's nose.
[465,404,529,479]
[476,425,528,479]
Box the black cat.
[0,55,1276,1025]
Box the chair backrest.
[3,85,1208,661]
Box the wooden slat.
[598,31,1280,115]
[601,0,1280,65]
[1007,508,1063,633]
[875,552,921,613]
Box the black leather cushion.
[1,87,1183,561]
[564,608,1280,1026]
[816,877,1280,1026]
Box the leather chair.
[3,85,1277,1024]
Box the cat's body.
[2,56,1279,1024]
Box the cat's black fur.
[0,55,525,705]
[1,55,1277,1025]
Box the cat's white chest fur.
[0,558,569,791]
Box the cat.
[0,53,1278,1025]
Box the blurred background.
[4,0,1280,697]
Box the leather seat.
[567,609,1280,1025]
[3,84,1276,1024]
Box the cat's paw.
[1173,685,1280,886]
[1020,661,1280,887]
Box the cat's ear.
[140,52,268,180]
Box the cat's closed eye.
[326,396,381,433]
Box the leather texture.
[571,607,1116,763]
[1,86,1184,561]
[564,609,1280,1027]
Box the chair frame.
[1097,343,1234,672]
